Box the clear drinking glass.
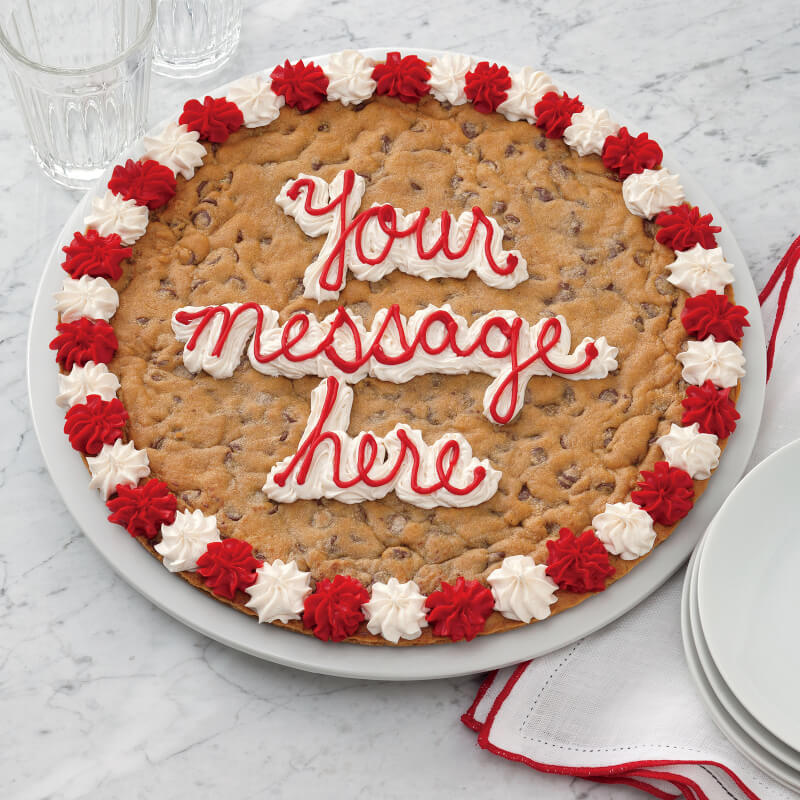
[153,0,242,78]
[0,0,156,190]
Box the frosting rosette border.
[48,49,746,645]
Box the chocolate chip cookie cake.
[50,50,748,645]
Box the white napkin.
[463,573,795,800]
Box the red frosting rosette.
[108,159,177,209]
[425,576,494,641]
[681,380,740,439]
[270,59,329,111]
[303,574,370,642]
[655,204,721,251]
[601,126,663,179]
[179,96,244,143]
[63,394,128,455]
[534,91,584,138]
[50,318,118,370]
[196,538,262,600]
[107,479,177,539]
[632,461,694,526]
[545,528,615,594]
[61,230,132,281]
[372,52,431,104]
[681,290,749,342]
[464,61,511,113]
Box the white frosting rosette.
[56,362,121,409]
[497,67,557,123]
[325,50,376,106]
[143,122,207,180]
[155,509,221,572]
[677,337,746,388]
[54,276,118,323]
[592,502,656,560]
[244,559,312,623]
[657,423,720,480]
[427,53,472,105]
[622,168,685,219]
[488,555,558,622]
[225,74,284,127]
[84,191,148,245]
[87,440,150,499]
[563,107,619,156]
[666,245,734,296]
[363,577,428,642]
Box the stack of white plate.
[682,438,800,792]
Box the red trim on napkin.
[759,234,800,380]
[463,662,764,800]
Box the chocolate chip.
[392,548,411,559]
[136,317,149,326]
[151,437,165,450]
[580,253,598,265]
[557,466,580,489]
[279,430,288,442]
[491,200,507,215]
[596,482,615,494]
[602,427,616,447]
[196,180,208,196]
[655,276,677,296]
[505,143,520,157]
[504,213,520,225]
[410,180,422,191]
[225,509,243,521]
[317,121,329,132]
[534,186,554,203]
[481,158,498,171]
[518,485,531,500]
[535,136,547,151]
[192,210,211,228]
[560,434,569,449]
[311,159,322,171]
[200,197,217,206]
[380,134,392,154]
[531,447,547,466]
[450,174,463,188]
[461,121,480,139]
[599,389,618,403]
[643,219,657,238]
[633,315,645,332]
[236,229,244,243]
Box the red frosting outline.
[108,159,177,209]
[534,91,585,139]
[270,59,329,112]
[681,380,740,439]
[197,538,262,600]
[179,96,244,144]
[371,52,431,104]
[303,574,370,641]
[107,479,177,539]
[545,528,615,594]
[50,317,118,370]
[681,291,749,342]
[655,204,721,251]
[61,230,132,281]
[601,126,663,179]
[425,576,495,641]
[464,62,511,113]
[63,394,128,455]
[631,461,694,526]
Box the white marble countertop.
[2,1,799,797]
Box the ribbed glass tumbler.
[0,0,156,190]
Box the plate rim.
[682,543,800,792]
[26,47,767,681]
[688,535,800,772]
[696,437,800,748]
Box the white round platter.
[682,538,800,792]
[690,533,800,776]
[697,437,800,750]
[28,48,765,680]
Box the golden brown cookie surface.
[109,94,704,643]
